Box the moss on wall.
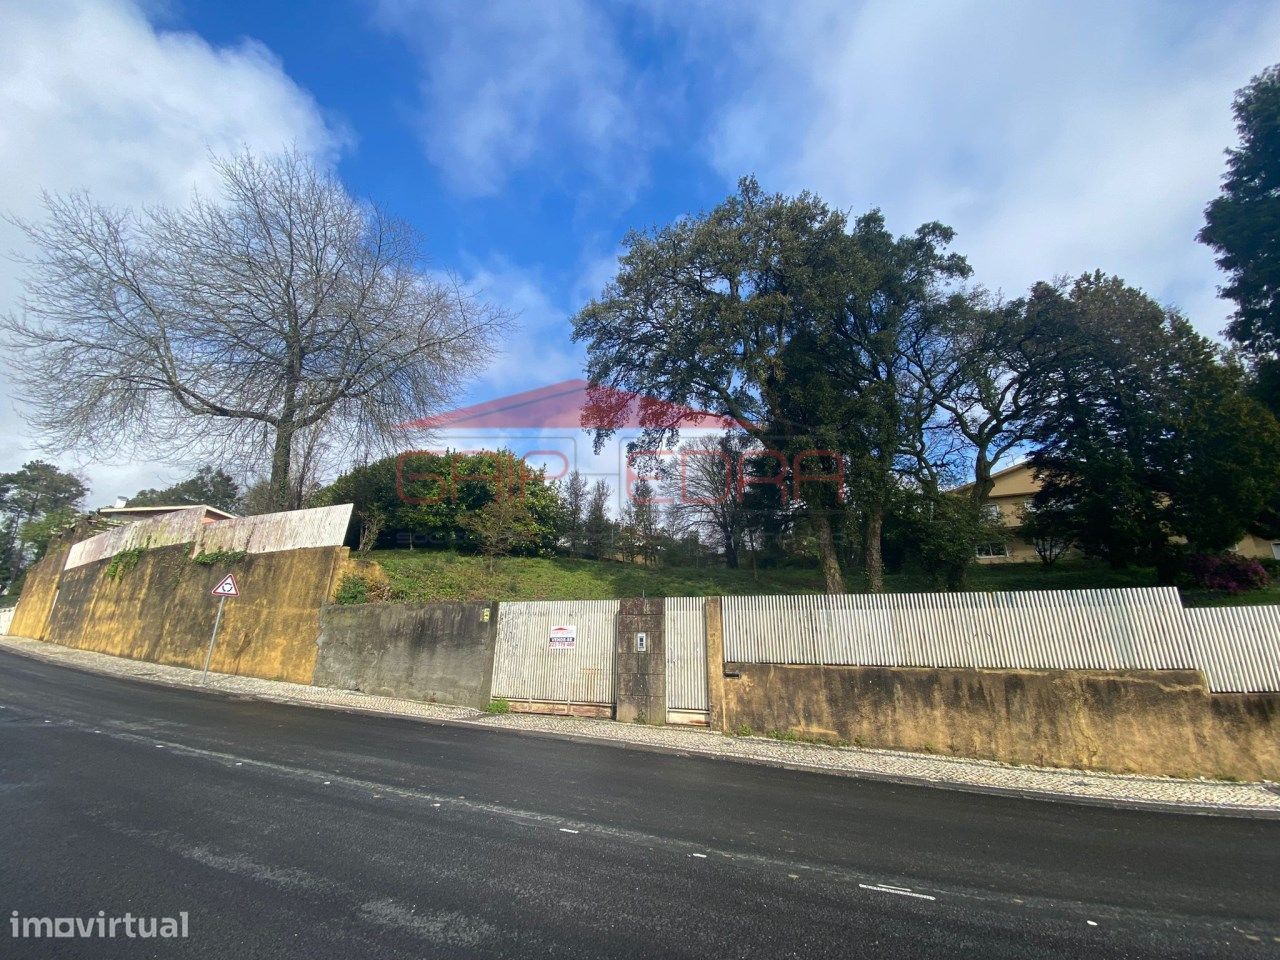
[719,663,1280,781]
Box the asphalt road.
[0,648,1277,959]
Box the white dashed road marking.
[859,883,937,901]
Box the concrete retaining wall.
[36,543,347,684]
[8,542,72,640]
[315,602,499,709]
[717,662,1280,781]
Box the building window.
[1272,542,1280,561]
[976,542,1009,558]
[982,503,1002,522]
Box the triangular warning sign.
[211,573,240,598]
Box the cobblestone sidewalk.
[2,634,1277,816]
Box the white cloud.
[0,0,341,503]
[375,0,642,196]
[699,0,1280,337]
[450,258,587,393]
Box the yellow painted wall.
[1235,533,1280,560]
[985,465,1041,498]
[40,544,348,684]
[718,662,1280,780]
[9,542,72,640]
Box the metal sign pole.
[201,595,227,684]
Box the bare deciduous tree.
[3,149,509,510]
[661,432,755,568]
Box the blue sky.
[3,0,1280,501]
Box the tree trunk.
[970,448,995,504]
[864,507,884,593]
[811,510,846,594]
[268,422,294,513]
[722,522,740,569]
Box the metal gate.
[491,600,619,705]
[665,598,708,717]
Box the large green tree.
[813,210,971,590]
[1199,64,1280,411]
[0,460,86,591]
[129,466,241,514]
[572,177,969,592]
[1027,273,1280,574]
[314,450,565,555]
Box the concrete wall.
[9,542,72,640]
[39,544,347,684]
[314,602,498,709]
[615,597,664,723]
[717,662,1280,780]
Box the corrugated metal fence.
[66,508,206,569]
[665,597,708,711]
[0,606,14,636]
[194,505,353,556]
[483,590,1280,704]
[727,591,1274,696]
[1185,605,1280,693]
[721,589,1280,693]
[723,588,1193,670]
[64,504,353,571]
[491,600,619,705]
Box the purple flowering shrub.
[1183,553,1270,594]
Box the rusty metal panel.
[665,597,707,711]
[1185,605,1280,693]
[491,600,619,705]
[722,588,1197,673]
[193,504,353,556]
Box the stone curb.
[2,635,1277,819]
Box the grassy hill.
[366,549,1280,607]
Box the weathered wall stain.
[314,602,498,709]
[32,544,347,684]
[8,542,72,641]
[718,662,1280,780]
[615,597,665,724]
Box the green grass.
[1180,584,1280,607]
[369,549,1280,606]
[372,549,824,602]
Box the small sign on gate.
[548,624,576,649]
